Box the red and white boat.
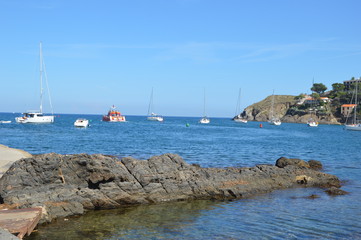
[102,106,126,122]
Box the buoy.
[259,123,263,128]
[186,123,190,127]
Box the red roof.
[341,104,357,107]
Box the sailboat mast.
[203,88,206,117]
[270,90,275,119]
[148,87,153,115]
[39,42,43,114]
[354,82,358,124]
[235,88,241,116]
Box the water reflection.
[26,200,224,240]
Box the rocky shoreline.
[0,152,344,224]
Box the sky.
[0,0,360,117]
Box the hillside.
[239,95,340,124]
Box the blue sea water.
[1,112,361,239]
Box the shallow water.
[1,113,360,239]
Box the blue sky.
[1,0,360,117]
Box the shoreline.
[0,149,343,225]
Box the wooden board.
[0,208,42,239]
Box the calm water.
[1,112,360,239]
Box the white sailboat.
[16,42,54,123]
[233,88,247,123]
[307,80,319,127]
[199,88,210,124]
[345,82,361,131]
[269,90,281,126]
[147,88,163,122]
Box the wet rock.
[0,153,341,223]
[275,157,310,168]
[308,160,322,170]
[306,194,320,199]
[325,187,348,196]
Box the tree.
[294,93,306,100]
[311,92,320,99]
[311,83,327,94]
[332,83,345,92]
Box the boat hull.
[233,118,247,123]
[307,122,318,127]
[269,120,281,126]
[102,116,126,122]
[199,118,210,124]
[345,124,361,131]
[15,115,54,123]
[147,116,163,122]
[74,119,89,127]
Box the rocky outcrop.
[240,95,339,124]
[282,109,339,124]
[0,153,341,223]
[242,95,296,122]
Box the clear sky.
[1,0,360,117]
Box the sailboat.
[147,88,163,122]
[15,42,54,123]
[269,90,281,125]
[199,88,210,124]
[345,82,361,131]
[232,88,247,123]
[307,80,319,127]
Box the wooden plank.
[0,208,42,239]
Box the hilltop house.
[341,104,357,117]
[343,78,361,91]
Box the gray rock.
[308,160,323,170]
[275,157,310,168]
[0,153,342,223]
[325,187,348,196]
[0,228,18,240]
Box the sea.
[0,112,360,240]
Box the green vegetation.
[311,83,327,94]
[290,77,361,119]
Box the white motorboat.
[74,119,89,128]
[15,42,54,124]
[307,119,319,127]
[345,82,361,131]
[147,88,163,122]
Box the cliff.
[240,95,339,124]
[0,153,341,223]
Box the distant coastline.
[237,94,341,125]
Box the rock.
[275,157,310,168]
[325,187,348,196]
[308,160,322,170]
[0,228,19,240]
[0,153,341,223]
[306,194,320,199]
